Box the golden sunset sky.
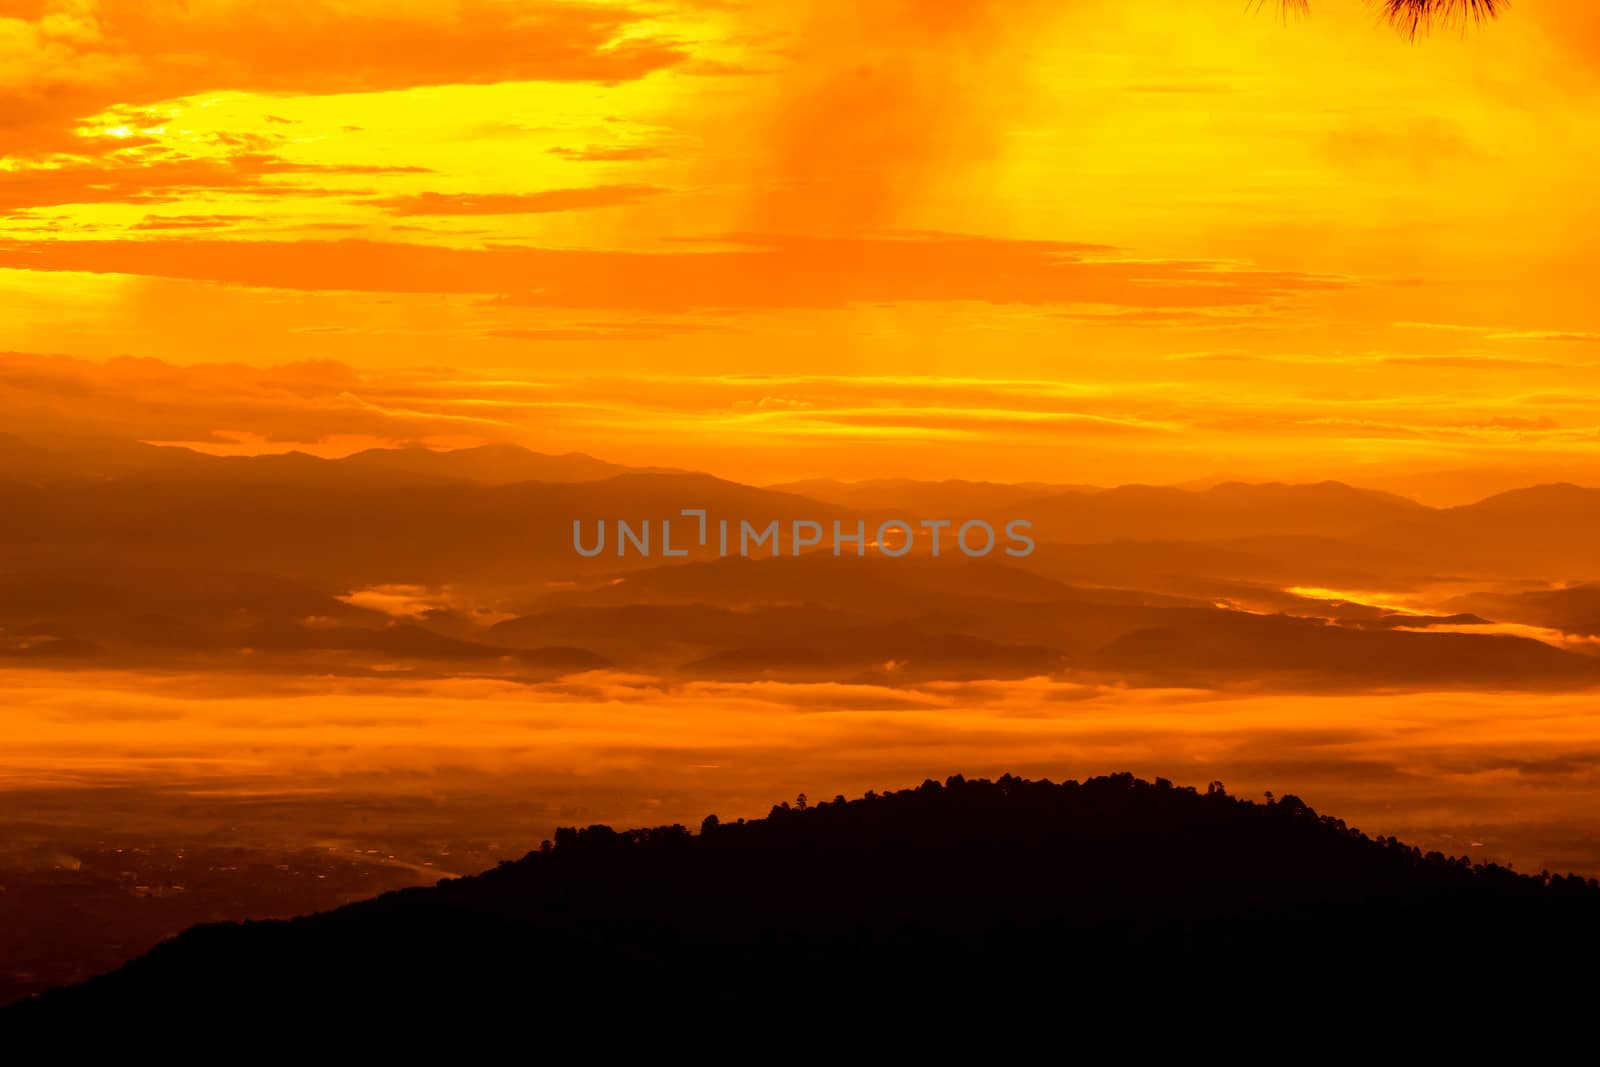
[3,0,1598,487]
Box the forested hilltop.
[10,772,1598,1030]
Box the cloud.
[1164,350,1266,363]
[488,321,712,341]
[0,1,689,153]
[548,144,668,162]
[373,186,665,216]
[131,214,258,231]
[10,351,1600,489]
[1392,324,1600,348]
[1490,331,1600,344]
[1055,308,1278,330]
[1462,415,1561,431]
[727,0,1085,231]
[0,151,427,212]
[10,669,1600,877]
[0,231,1349,310]
[1322,116,1483,171]
[0,351,494,445]
[1382,354,1577,370]
[0,352,1179,458]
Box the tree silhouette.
[9,770,1600,1035]
[1274,0,1502,38]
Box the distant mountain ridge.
[7,433,1600,684]
[0,434,649,487]
[1021,480,1430,542]
[1356,483,1600,579]
[765,476,1098,513]
[6,431,1597,514]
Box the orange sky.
[3,0,1599,485]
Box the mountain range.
[3,432,1600,688]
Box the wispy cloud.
[373,186,666,216]
[0,232,1350,310]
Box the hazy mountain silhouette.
[7,432,1600,686]
[1447,583,1600,637]
[0,468,858,586]
[488,602,872,669]
[231,619,610,670]
[544,553,1124,612]
[334,443,640,485]
[520,554,1600,687]
[1024,480,1428,542]
[1096,610,1600,687]
[765,476,1096,514]
[0,562,372,624]
[1360,484,1600,579]
[7,772,1594,1028]
[0,435,642,488]
[0,560,605,672]
[1016,533,1438,592]
[1365,464,1600,508]
[682,621,1069,681]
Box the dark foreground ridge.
[8,773,1600,1029]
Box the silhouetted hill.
[335,443,637,485]
[1016,533,1438,591]
[1025,480,1428,542]
[1457,482,1600,519]
[1361,484,1600,579]
[8,773,1597,1029]
[487,602,872,669]
[9,545,1593,686]
[1094,608,1600,687]
[0,434,642,488]
[529,554,1600,687]
[8,431,1600,687]
[0,469,856,585]
[765,476,1095,513]
[545,552,1184,613]
[1448,583,1600,637]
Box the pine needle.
[1267,0,1503,38]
